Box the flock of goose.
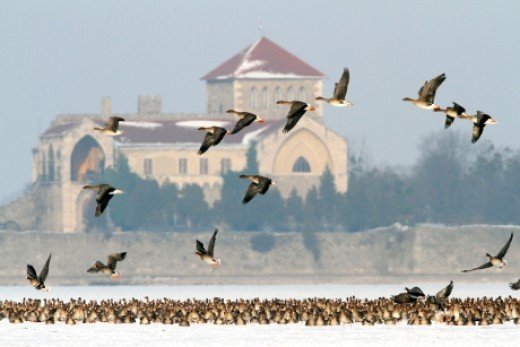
[14,67,513,326]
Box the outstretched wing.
[107,116,125,131]
[333,68,350,100]
[287,102,307,119]
[496,233,514,259]
[208,229,218,257]
[461,261,493,273]
[444,116,455,129]
[452,102,466,115]
[26,265,38,280]
[39,253,52,282]
[258,177,272,195]
[197,133,214,155]
[96,194,114,217]
[418,73,446,103]
[87,261,106,273]
[107,252,127,271]
[510,280,520,290]
[243,182,261,204]
[196,240,207,255]
[282,113,305,133]
[231,115,255,134]
[436,281,454,300]
[471,124,484,143]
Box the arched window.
[250,87,257,108]
[292,157,311,173]
[299,86,306,101]
[261,87,269,109]
[274,86,281,108]
[287,86,294,100]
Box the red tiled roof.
[201,37,324,80]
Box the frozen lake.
[1,283,520,347]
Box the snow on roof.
[201,37,324,80]
[176,120,231,129]
[122,121,163,129]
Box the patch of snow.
[176,120,231,129]
[122,121,163,129]
[235,59,267,76]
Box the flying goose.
[316,67,353,107]
[83,184,124,217]
[87,252,127,279]
[197,126,228,155]
[227,110,264,134]
[239,174,276,204]
[466,111,498,143]
[405,286,425,298]
[93,116,126,136]
[426,281,454,309]
[276,100,316,133]
[510,279,520,290]
[434,102,468,129]
[195,229,221,268]
[402,73,446,111]
[462,233,513,272]
[26,253,51,291]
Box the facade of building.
[0,37,348,233]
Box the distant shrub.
[250,233,276,253]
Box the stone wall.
[0,224,518,285]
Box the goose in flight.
[510,279,520,290]
[87,252,127,279]
[197,126,228,155]
[239,174,276,204]
[26,253,52,291]
[426,281,454,309]
[402,73,446,111]
[316,67,353,107]
[435,102,468,129]
[227,110,264,134]
[466,111,498,143]
[83,184,124,217]
[276,100,316,133]
[462,233,513,272]
[405,286,425,298]
[93,116,126,136]
[195,229,221,268]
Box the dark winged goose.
[466,111,498,143]
[391,292,417,304]
[83,184,124,217]
[87,252,127,279]
[227,109,264,134]
[402,73,446,111]
[434,102,468,129]
[510,279,520,290]
[462,233,513,272]
[26,253,52,291]
[426,280,454,309]
[276,100,316,133]
[316,67,353,107]
[197,126,228,155]
[195,229,221,268]
[93,116,126,136]
[405,286,425,298]
[239,174,276,204]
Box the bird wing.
[333,83,339,98]
[207,229,218,258]
[258,177,272,195]
[197,133,214,155]
[392,293,415,304]
[239,175,259,184]
[435,281,454,300]
[196,240,207,255]
[96,193,114,217]
[405,287,425,297]
[461,261,493,272]
[334,68,350,100]
[26,265,38,280]
[107,117,125,131]
[452,102,466,115]
[444,116,455,129]
[287,102,307,119]
[243,182,261,204]
[107,252,127,271]
[95,184,113,201]
[471,124,484,143]
[282,112,305,133]
[496,233,514,259]
[87,261,106,273]
[39,253,52,282]
[510,280,520,290]
[418,73,446,103]
[231,115,255,134]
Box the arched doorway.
[71,136,105,182]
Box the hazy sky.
[1,0,519,202]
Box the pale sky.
[1,0,519,201]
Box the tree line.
[87,131,520,233]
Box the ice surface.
[1,284,520,347]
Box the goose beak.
[257,118,265,123]
[271,181,278,185]
[307,105,316,112]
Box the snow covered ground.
[1,284,520,347]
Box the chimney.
[101,96,112,115]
